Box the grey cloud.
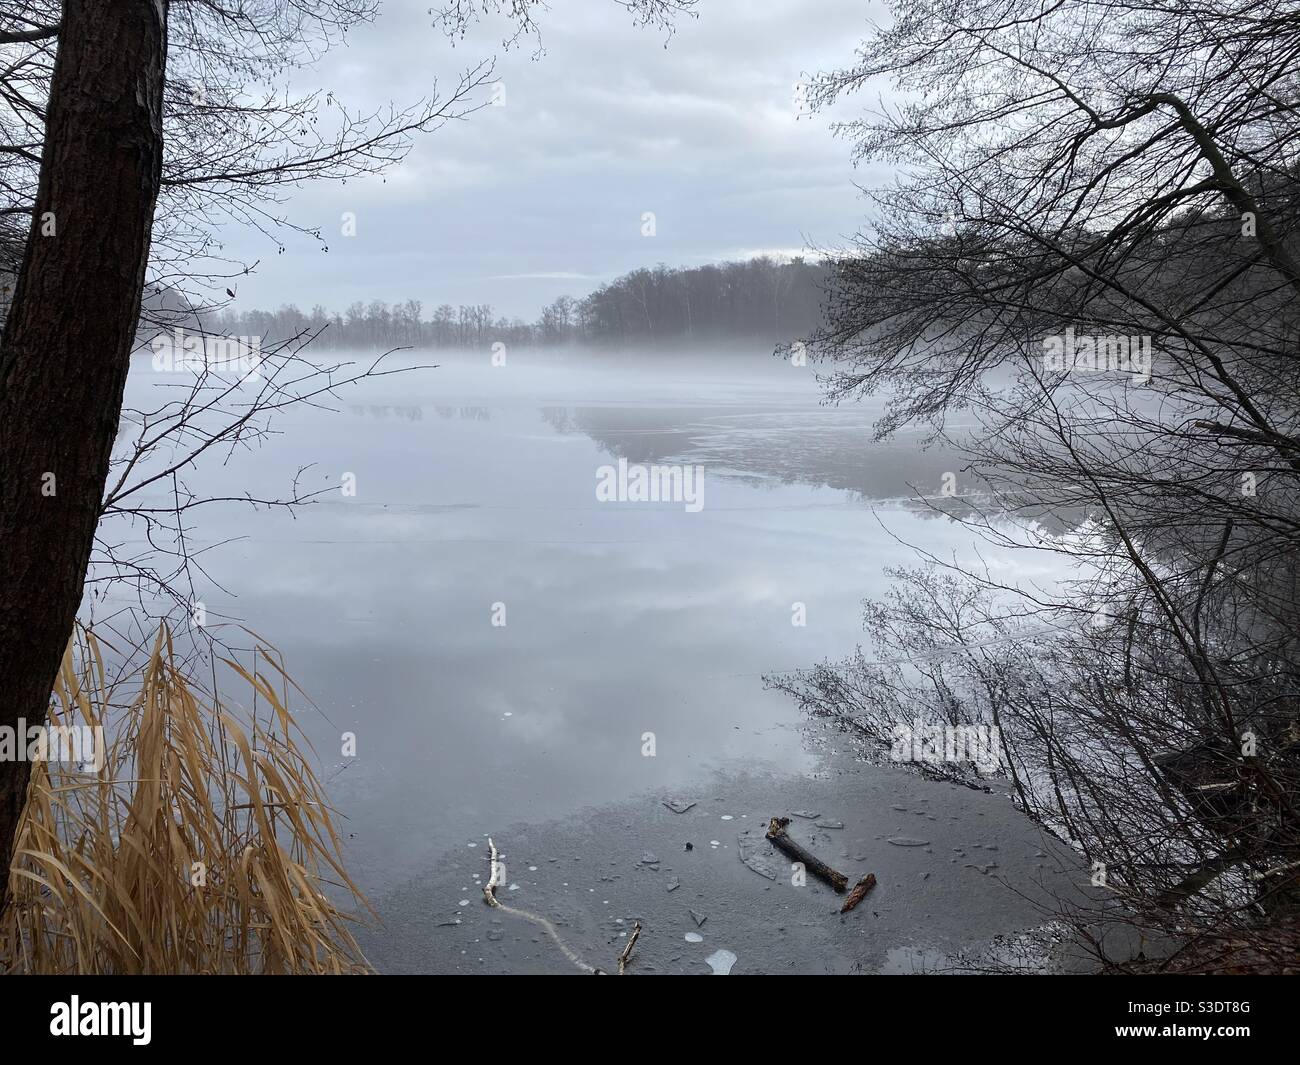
[223,0,881,318]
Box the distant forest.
[209,257,827,350]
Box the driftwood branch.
[479,835,597,974]
[841,873,877,913]
[483,836,504,907]
[766,816,849,892]
[617,921,643,974]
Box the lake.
[105,348,1079,971]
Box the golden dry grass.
[0,624,372,974]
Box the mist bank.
[197,256,829,353]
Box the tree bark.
[0,0,167,894]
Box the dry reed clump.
[0,624,372,974]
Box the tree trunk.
[0,0,167,893]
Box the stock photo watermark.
[595,457,705,512]
[150,328,264,379]
[1041,328,1152,384]
[890,719,1003,774]
[0,718,105,772]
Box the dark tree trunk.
[0,0,167,892]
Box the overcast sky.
[223,1,889,320]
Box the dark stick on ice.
[840,873,878,913]
[765,816,849,892]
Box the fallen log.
[840,873,877,913]
[766,816,848,892]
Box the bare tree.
[0,0,167,890]
[777,0,1300,970]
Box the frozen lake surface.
[107,349,1080,971]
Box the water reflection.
[108,352,1066,893]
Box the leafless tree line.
[196,255,828,349]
